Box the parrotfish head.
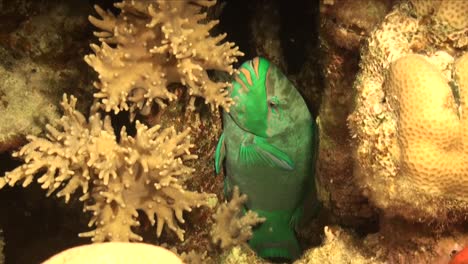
[229,57,302,138]
[229,57,269,137]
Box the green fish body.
[215,57,319,260]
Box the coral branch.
[1,95,214,242]
[85,0,243,115]
[211,186,265,249]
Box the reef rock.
[317,0,393,227]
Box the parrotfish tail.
[248,210,301,261]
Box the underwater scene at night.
[0,0,467,263]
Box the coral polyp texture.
[85,0,243,115]
[348,0,468,222]
[411,0,468,47]
[386,54,468,202]
[316,0,392,226]
[0,95,214,242]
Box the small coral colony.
[1,0,468,263]
[2,0,243,244]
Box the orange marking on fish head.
[253,57,260,78]
[240,67,253,86]
[235,76,248,92]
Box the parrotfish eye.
[268,96,280,108]
[268,96,281,115]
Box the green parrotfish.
[215,57,319,260]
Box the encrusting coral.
[316,0,392,227]
[178,249,211,264]
[348,0,468,222]
[294,226,378,264]
[211,186,265,249]
[384,54,468,204]
[321,0,393,50]
[0,2,93,153]
[0,95,214,242]
[85,0,243,116]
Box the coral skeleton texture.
[385,54,468,202]
[348,0,468,222]
[85,0,243,116]
[295,226,377,264]
[211,186,265,249]
[1,95,214,242]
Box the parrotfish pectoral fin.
[215,132,226,175]
[239,136,294,170]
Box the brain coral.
[386,54,468,200]
[408,0,441,17]
[434,0,468,30]
[348,0,468,222]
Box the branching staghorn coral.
[85,0,243,117]
[0,95,214,242]
[211,186,265,249]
